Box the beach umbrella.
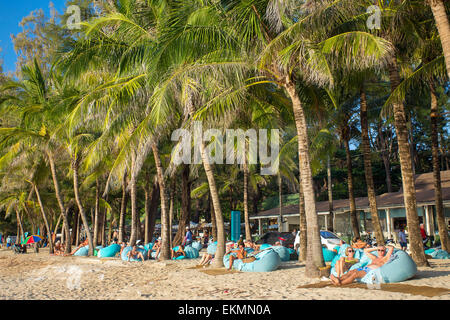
[21,235,43,245]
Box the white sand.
[0,248,448,300]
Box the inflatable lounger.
[430,249,450,259]
[356,250,417,284]
[191,241,203,252]
[207,242,218,255]
[172,246,200,260]
[121,246,148,262]
[223,248,281,272]
[98,244,121,258]
[271,246,291,262]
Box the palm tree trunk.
[243,143,251,240]
[430,0,450,79]
[47,152,71,253]
[327,156,333,231]
[360,87,384,244]
[298,180,307,262]
[144,179,151,244]
[278,173,283,232]
[72,156,94,256]
[118,170,128,243]
[387,55,428,266]
[93,178,100,246]
[200,139,226,268]
[343,136,360,238]
[168,178,175,248]
[15,210,24,244]
[152,144,170,260]
[209,193,218,242]
[72,207,79,246]
[129,153,138,246]
[34,185,54,254]
[147,178,160,243]
[430,80,450,251]
[173,164,191,246]
[285,79,324,277]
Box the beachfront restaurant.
[250,171,450,240]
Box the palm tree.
[429,0,450,78]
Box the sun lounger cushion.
[98,244,121,258]
[259,243,272,250]
[145,243,154,251]
[223,248,281,272]
[424,248,435,255]
[192,241,203,251]
[207,242,217,255]
[121,246,148,262]
[430,249,449,259]
[271,246,291,261]
[323,247,337,262]
[359,250,417,284]
[73,246,89,256]
[184,246,200,259]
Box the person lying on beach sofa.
[127,245,145,262]
[171,245,186,259]
[330,245,394,286]
[70,239,88,255]
[226,242,256,270]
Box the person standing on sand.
[183,226,193,247]
[330,245,394,286]
[398,228,407,251]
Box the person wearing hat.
[183,226,193,247]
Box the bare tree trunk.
[72,156,94,256]
[34,185,54,254]
[152,144,170,260]
[118,170,128,243]
[147,178,160,243]
[430,80,450,251]
[430,0,450,79]
[285,79,324,277]
[388,56,428,266]
[209,194,218,242]
[168,178,175,249]
[360,87,384,244]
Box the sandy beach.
[0,248,448,300]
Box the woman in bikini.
[334,246,359,279]
[227,243,256,270]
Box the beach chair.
[12,244,26,254]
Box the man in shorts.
[330,245,394,286]
[398,228,407,251]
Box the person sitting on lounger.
[127,245,145,261]
[52,241,65,256]
[330,245,394,286]
[171,245,186,259]
[244,240,260,252]
[152,238,162,260]
[199,252,214,266]
[334,246,359,279]
[227,242,256,270]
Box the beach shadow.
[413,270,450,280]
[298,281,449,298]
[198,268,241,276]
[278,263,305,270]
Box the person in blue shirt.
[398,228,407,251]
[183,226,193,247]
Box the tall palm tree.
[429,0,450,78]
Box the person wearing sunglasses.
[330,245,394,286]
[334,247,360,279]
